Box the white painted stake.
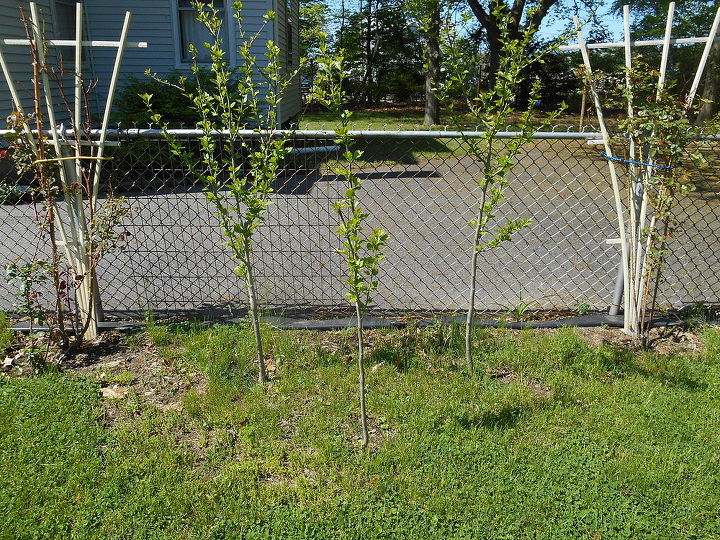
[686,6,720,107]
[91,11,132,206]
[623,4,640,331]
[574,16,631,331]
[0,46,38,154]
[633,2,676,334]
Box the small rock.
[2,356,14,370]
[98,359,122,369]
[100,385,128,399]
[371,363,384,374]
[161,401,182,412]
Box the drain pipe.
[608,258,624,315]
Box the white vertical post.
[575,16,631,331]
[686,6,720,107]
[622,4,639,329]
[657,2,675,95]
[633,1,676,334]
[91,11,132,206]
[0,46,38,154]
[74,2,83,138]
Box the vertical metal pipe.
[609,257,624,316]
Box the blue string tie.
[599,152,680,170]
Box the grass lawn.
[2,322,720,538]
[298,107,587,132]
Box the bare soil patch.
[65,331,206,425]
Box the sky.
[321,0,627,43]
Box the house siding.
[274,0,301,121]
[0,0,301,127]
[0,0,67,126]
[84,0,298,124]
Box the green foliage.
[439,5,565,371]
[311,49,388,312]
[299,0,331,80]
[0,183,25,205]
[145,0,301,382]
[6,260,51,323]
[3,326,720,537]
[114,69,234,127]
[0,312,13,352]
[334,0,425,104]
[610,0,718,92]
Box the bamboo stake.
[574,16,631,332]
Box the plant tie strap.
[599,153,680,170]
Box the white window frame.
[170,0,237,69]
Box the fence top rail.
[1,128,719,140]
[0,128,603,140]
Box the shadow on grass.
[598,346,707,391]
[454,406,527,430]
[358,138,454,165]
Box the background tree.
[406,0,444,124]
[465,0,562,88]
[336,0,425,104]
[611,0,720,122]
[300,0,331,82]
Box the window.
[287,20,294,66]
[177,0,228,63]
[54,0,78,40]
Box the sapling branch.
[145,1,299,383]
[440,6,564,372]
[311,46,388,449]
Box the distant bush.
[114,69,238,127]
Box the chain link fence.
[1,128,719,319]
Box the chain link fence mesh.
[0,129,718,319]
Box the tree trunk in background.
[423,0,441,126]
[466,0,559,89]
[362,0,374,104]
[696,36,720,124]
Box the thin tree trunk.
[355,301,369,449]
[696,36,720,124]
[339,0,346,46]
[423,0,441,126]
[362,0,373,104]
[465,219,483,373]
[244,252,267,383]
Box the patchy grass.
[2,324,720,538]
[0,312,14,352]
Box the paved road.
[1,137,718,318]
